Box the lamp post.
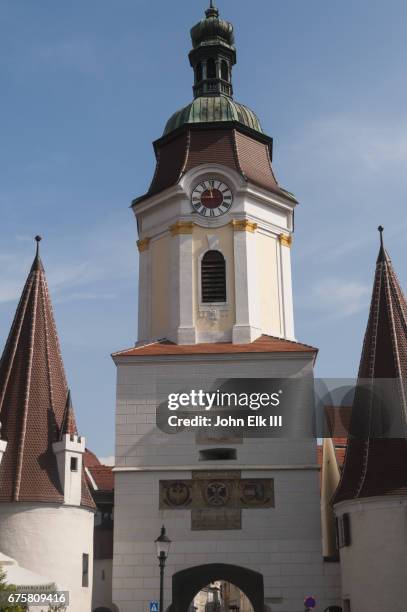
[155,525,171,612]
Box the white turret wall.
[53,434,86,506]
[335,497,407,612]
[0,503,94,612]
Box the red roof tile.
[0,247,94,509]
[84,448,101,468]
[59,390,78,438]
[113,335,317,358]
[87,465,114,492]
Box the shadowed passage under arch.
[171,564,264,612]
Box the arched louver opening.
[206,58,217,79]
[201,250,226,303]
[196,62,203,84]
[221,60,229,82]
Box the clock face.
[191,180,233,218]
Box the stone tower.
[113,5,341,612]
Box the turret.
[189,1,236,98]
[53,391,86,506]
[332,227,407,612]
[0,237,94,612]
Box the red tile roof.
[59,390,78,438]
[87,465,114,492]
[0,247,94,508]
[333,239,407,504]
[84,448,101,468]
[84,450,114,492]
[113,335,318,358]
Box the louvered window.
[207,58,216,79]
[201,250,226,303]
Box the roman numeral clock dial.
[191,180,233,217]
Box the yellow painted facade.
[256,232,281,336]
[192,224,236,336]
[150,235,171,338]
[148,223,284,340]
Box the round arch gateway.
[171,564,264,612]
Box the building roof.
[164,96,263,136]
[84,450,114,493]
[113,334,317,358]
[59,390,78,439]
[0,240,94,508]
[132,4,297,207]
[132,125,297,206]
[87,465,114,492]
[333,230,407,504]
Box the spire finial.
[378,225,384,248]
[35,235,42,256]
[206,0,219,18]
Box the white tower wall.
[335,497,407,612]
[0,503,94,612]
[135,165,296,345]
[113,353,341,612]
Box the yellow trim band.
[279,233,293,248]
[230,220,258,233]
[170,221,195,236]
[137,238,151,252]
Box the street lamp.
[155,525,171,612]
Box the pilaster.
[137,238,152,342]
[278,233,295,340]
[169,222,196,344]
[231,220,262,344]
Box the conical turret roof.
[0,238,94,507]
[333,229,407,504]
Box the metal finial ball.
[378,225,384,234]
[35,235,42,243]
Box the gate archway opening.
[172,564,264,612]
[189,581,254,612]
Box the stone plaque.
[160,480,193,509]
[159,475,274,510]
[191,508,242,531]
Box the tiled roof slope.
[333,234,407,503]
[84,450,114,493]
[112,335,317,358]
[87,466,114,492]
[0,244,94,508]
[133,125,297,206]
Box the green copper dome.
[190,11,235,50]
[163,95,263,136]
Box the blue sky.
[1,0,407,460]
